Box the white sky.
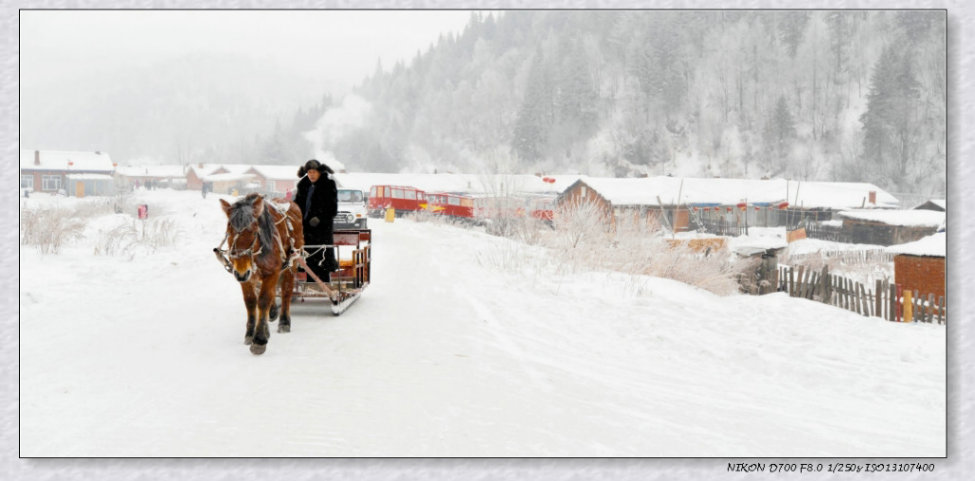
[20,9,477,91]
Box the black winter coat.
[294,174,338,245]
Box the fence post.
[925,293,934,323]
[892,284,899,322]
[903,289,913,322]
[914,290,921,323]
[876,280,883,319]
[844,278,851,310]
[884,281,890,320]
[939,296,946,325]
[797,268,805,298]
[860,284,869,317]
[822,267,830,304]
[789,266,796,297]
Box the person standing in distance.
[294,159,339,282]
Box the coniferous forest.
[302,10,945,198]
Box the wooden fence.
[776,265,946,324]
[804,223,853,243]
[785,249,894,267]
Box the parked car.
[335,188,368,229]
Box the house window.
[21,175,33,190]
[42,174,62,191]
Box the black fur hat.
[298,159,333,177]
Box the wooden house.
[186,164,257,193]
[913,199,946,212]
[115,165,188,190]
[559,177,679,230]
[246,165,302,197]
[837,210,945,246]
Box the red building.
[887,232,946,301]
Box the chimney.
[869,191,876,205]
[34,150,40,165]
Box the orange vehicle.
[424,192,475,219]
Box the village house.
[556,176,895,236]
[913,199,946,212]
[185,163,256,194]
[115,164,188,190]
[836,209,945,246]
[559,176,681,230]
[20,149,116,196]
[246,165,303,198]
[886,231,946,302]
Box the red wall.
[894,255,945,300]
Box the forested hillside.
[305,10,945,197]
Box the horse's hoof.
[244,336,253,345]
[250,343,267,355]
[278,324,290,333]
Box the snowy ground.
[19,190,945,457]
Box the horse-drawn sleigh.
[213,193,371,355]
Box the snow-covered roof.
[331,172,579,195]
[187,164,224,177]
[115,164,187,178]
[790,181,899,209]
[20,149,115,172]
[188,163,255,177]
[838,209,945,227]
[885,232,946,257]
[202,172,256,182]
[218,164,257,175]
[247,165,301,180]
[566,176,896,209]
[913,199,946,210]
[64,174,115,180]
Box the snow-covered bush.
[93,222,138,256]
[544,197,745,295]
[137,217,180,251]
[20,207,85,254]
[94,218,179,256]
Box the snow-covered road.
[19,191,945,457]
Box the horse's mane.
[229,193,276,259]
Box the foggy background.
[20,9,946,198]
[20,10,473,165]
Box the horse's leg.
[250,272,279,355]
[278,268,295,333]
[240,281,258,345]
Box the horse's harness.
[214,200,298,275]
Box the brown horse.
[219,193,303,355]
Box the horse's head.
[220,194,267,283]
